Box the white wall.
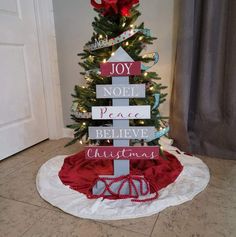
[52,0,176,126]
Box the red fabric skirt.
[58,149,183,198]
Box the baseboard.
[63,128,74,138]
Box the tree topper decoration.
[91,0,139,16]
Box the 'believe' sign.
[89,126,156,140]
[100,61,141,77]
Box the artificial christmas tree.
[67,0,169,147]
[64,0,174,200]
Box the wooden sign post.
[87,47,159,197]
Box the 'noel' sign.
[96,84,145,98]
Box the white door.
[0,0,49,159]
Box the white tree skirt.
[36,143,210,220]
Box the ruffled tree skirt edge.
[36,142,210,220]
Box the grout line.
[94,220,150,236]
[19,210,49,237]
[0,140,72,184]
[0,195,61,213]
[149,214,159,237]
[0,160,37,183]
[1,195,150,236]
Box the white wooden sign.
[89,127,156,140]
[96,84,145,98]
[91,106,150,120]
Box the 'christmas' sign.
[85,146,160,160]
[92,106,150,120]
[100,61,141,77]
[96,84,145,98]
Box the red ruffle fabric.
[58,149,183,199]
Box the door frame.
[34,0,64,139]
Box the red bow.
[91,0,139,16]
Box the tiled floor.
[0,138,236,237]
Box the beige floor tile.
[0,157,53,208]
[0,197,48,237]
[151,184,236,237]
[99,214,158,235]
[200,156,236,191]
[0,153,37,181]
[0,138,83,185]
[0,140,83,209]
[0,139,73,181]
[23,210,147,237]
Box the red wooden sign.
[85,146,160,160]
[100,61,141,77]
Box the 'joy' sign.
[100,61,141,77]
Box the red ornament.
[91,0,139,16]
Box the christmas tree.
[67,0,168,147]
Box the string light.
[111,52,115,56]
[125,42,129,46]
[122,22,126,27]
[82,86,85,89]
[82,122,86,126]
[139,36,144,41]
[103,58,107,63]
[130,24,134,28]
[140,120,144,125]
[150,87,154,91]
[144,72,148,77]
[79,140,83,144]
[99,34,103,39]
[82,109,87,113]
